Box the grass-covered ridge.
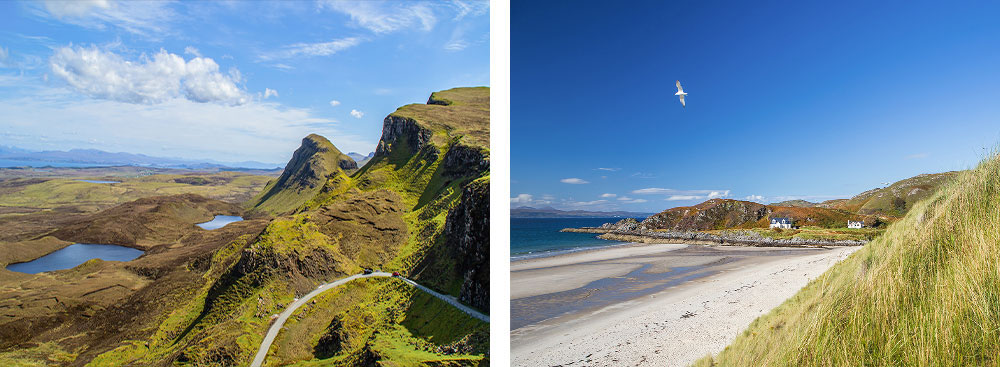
[249,134,357,215]
[389,86,489,150]
[86,87,490,366]
[697,154,1000,366]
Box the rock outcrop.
[444,178,490,311]
[249,134,356,214]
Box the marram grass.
[697,153,1000,366]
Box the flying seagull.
[675,80,687,108]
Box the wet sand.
[510,242,859,366]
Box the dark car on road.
[363,268,373,275]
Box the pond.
[6,243,144,274]
[196,215,244,230]
[76,179,121,184]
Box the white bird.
[675,80,687,108]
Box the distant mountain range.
[511,206,653,218]
[347,151,375,166]
[0,146,282,170]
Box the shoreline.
[563,227,869,247]
[511,241,860,366]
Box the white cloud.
[567,199,608,207]
[50,45,249,105]
[320,1,437,34]
[350,109,364,119]
[510,193,552,206]
[595,167,620,171]
[449,0,490,20]
[617,196,633,201]
[510,194,533,204]
[620,198,648,204]
[184,46,201,57]
[745,195,766,202]
[36,0,174,37]
[601,193,617,198]
[633,188,729,197]
[258,37,362,61]
[560,178,589,184]
[707,190,730,199]
[264,88,279,99]
[329,100,342,107]
[0,87,376,164]
[658,189,731,202]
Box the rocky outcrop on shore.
[562,217,867,247]
[596,230,867,247]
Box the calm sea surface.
[510,217,644,260]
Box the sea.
[510,217,645,260]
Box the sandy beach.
[511,242,860,366]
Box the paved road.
[250,272,488,367]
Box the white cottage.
[847,220,864,229]
[770,217,793,229]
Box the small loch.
[6,243,144,274]
[197,215,244,230]
[76,179,121,184]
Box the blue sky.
[0,0,488,165]
[512,1,1000,213]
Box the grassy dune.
[697,154,1000,366]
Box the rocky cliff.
[444,177,489,311]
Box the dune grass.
[696,153,1000,366]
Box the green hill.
[640,199,867,231]
[248,134,356,215]
[697,155,1000,365]
[79,87,490,366]
[830,171,960,217]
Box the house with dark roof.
[769,217,794,229]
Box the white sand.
[511,244,860,366]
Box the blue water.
[6,243,144,274]
[76,179,120,184]
[510,217,644,260]
[0,159,106,168]
[196,215,243,230]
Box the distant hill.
[770,199,817,207]
[0,146,281,170]
[640,199,871,231]
[511,206,652,218]
[347,151,375,167]
[768,171,961,217]
[828,171,961,216]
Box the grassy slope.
[833,171,960,216]
[249,134,356,215]
[88,87,489,366]
[697,155,1000,366]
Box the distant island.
[511,206,653,218]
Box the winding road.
[250,272,489,367]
